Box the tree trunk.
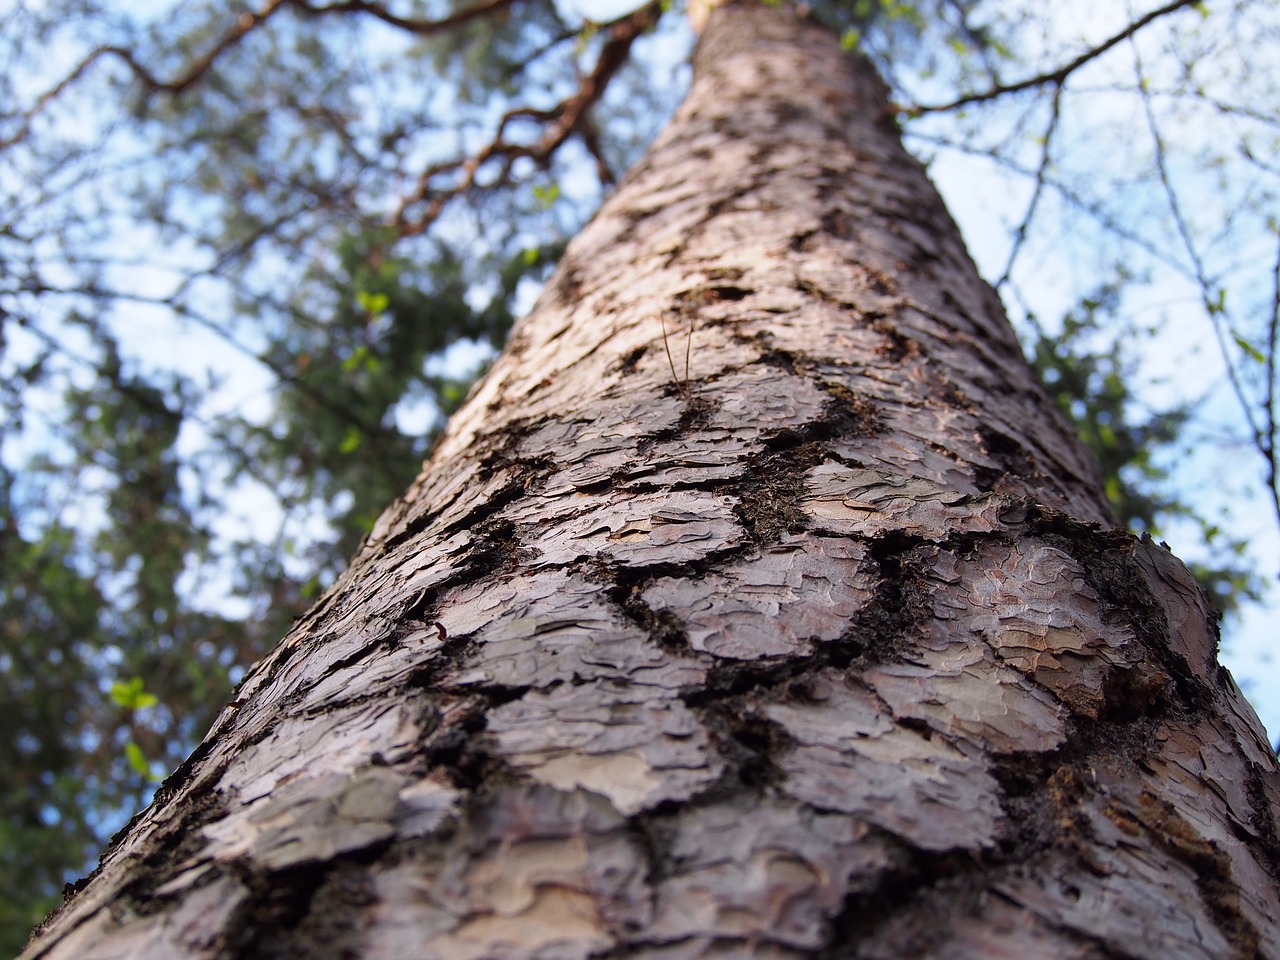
[23,3,1280,958]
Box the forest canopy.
[1,0,1277,951]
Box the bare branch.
[904,0,1204,117]
[1267,234,1280,533]
[996,83,1062,290]
[2,1,291,149]
[393,1,660,235]
[1132,36,1280,535]
[578,118,618,187]
[1,0,525,152]
[940,0,1002,88]
[287,0,520,35]
[906,129,1182,273]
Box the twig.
[996,83,1062,289]
[2,0,290,150]
[660,311,689,402]
[288,0,518,35]
[684,309,693,398]
[1267,234,1280,535]
[903,0,1203,117]
[1133,37,1279,536]
[1,0,524,152]
[393,1,659,235]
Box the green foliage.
[424,0,569,105]
[0,481,105,945]
[813,0,1010,78]
[1030,287,1262,616]
[108,677,159,710]
[231,228,552,571]
[533,182,561,208]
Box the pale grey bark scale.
[22,3,1280,959]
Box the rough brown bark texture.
[23,3,1280,958]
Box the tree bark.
[23,3,1280,958]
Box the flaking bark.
[23,3,1280,958]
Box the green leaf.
[1233,333,1266,364]
[355,290,389,315]
[532,183,560,208]
[840,28,860,52]
[339,426,363,454]
[109,677,159,711]
[125,742,162,782]
[125,742,148,776]
[342,345,370,373]
[108,678,140,707]
[1208,287,1226,316]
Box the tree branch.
[1,0,525,151]
[996,83,1062,290]
[903,0,1204,117]
[286,0,519,35]
[1,1,290,149]
[1132,36,1280,537]
[1266,235,1280,537]
[393,1,660,235]
[905,129,1181,272]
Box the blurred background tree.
[1,0,1277,950]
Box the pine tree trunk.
[24,3,1280,958]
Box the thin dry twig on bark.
[660,311,690,402]
[684,309,693,396]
